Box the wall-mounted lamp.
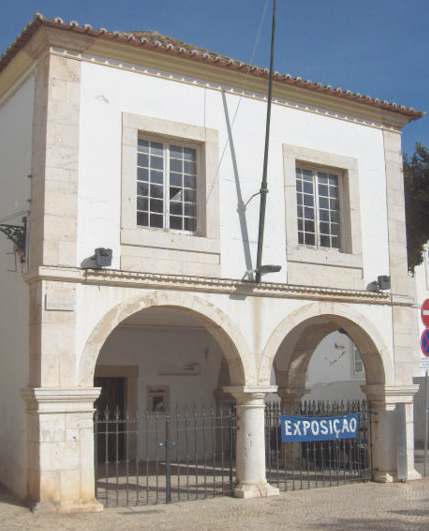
[94,248,112,268]
[255,264,282,279]
[82,247,113,269]
[367,275,391,292]
[377,275,391,291]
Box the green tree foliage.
[404,143,429,270]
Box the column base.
[373,471,394,483]
[403,468,422,481]
[234,481,280,499]
[31,500,103,513]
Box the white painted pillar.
[23,387,102,512]
[225,386,279,499]
[369,403,397,482]
[364,384,420,482]
[396,401,421,481]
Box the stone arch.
[79,290,254,387]
[259,301,393,390]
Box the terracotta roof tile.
[0,13,424,121]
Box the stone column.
[224,386,279,499]
[396,401,421,481]
[363,384,420,482]
[368,402,397,482]
[277,387,308,413]
[277,387,308,466]
[23,387,102,512]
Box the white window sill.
[121,226,220,254]
[287,245,363,269]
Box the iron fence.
[94,406,236,507]
[95,399,372,507]
[265,400,372,491]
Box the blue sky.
[1,0,428,154]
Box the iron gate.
[94,406,236,507]
[265,400,372,491]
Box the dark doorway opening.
[95,376,127,463]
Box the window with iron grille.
[137,138,198,232]
[296,167,341,249]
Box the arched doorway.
[79,292,251,507]
[300,330,366,403]
[271,313,387,403]
[259,303,397,491]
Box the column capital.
[277,386,308,400]
[22,387,101,413]
[223,385,277,404]
[362,384,419,411]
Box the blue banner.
[280,413,360,443]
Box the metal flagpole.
[425,369,428,477]
[255,0,277,283]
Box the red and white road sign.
[422,299,429,328]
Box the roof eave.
[0,14,424,125]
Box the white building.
[0,14,424,511]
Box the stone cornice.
[23,265,395,305]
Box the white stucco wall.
[97,325,225,459]
[0,74,33,496]
[97,325,224,409]
[77,61,390,286]
[304,332,366,402]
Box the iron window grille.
[296,167,341,249]
[137,138,198,233]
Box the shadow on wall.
[221,90,254,281]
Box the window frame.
[296,163,344,251]
[283,144,363,272]
[121,113,220,257]
[136,134,201,235]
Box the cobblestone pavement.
[2,480,429,531]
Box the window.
[137,138,198,232]
[352,348,364,376]
[296,167,341,249]
[283,145,362,287]
[121,114,220,276]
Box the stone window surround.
[283,144,363,270]
[121,113,220,254]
